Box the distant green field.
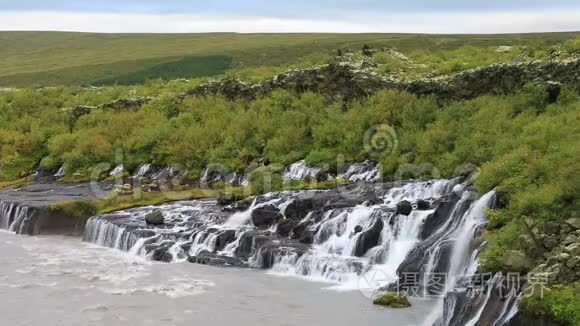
[0,31,577,86]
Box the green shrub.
[519,283,580,325]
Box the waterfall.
[339,161,381,182]
[0,201,38,235]
[82,179,508,324]
[84,217,141,252]
[135,164,152,177]
[283,160,321,180]
[200,168,248,186]
[109,164,124,176]
[54,165,65,177]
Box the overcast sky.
[0,0,579,33]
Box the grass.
[95,55,233,85]
[1,31,578,86]
[49,187,221,219]
[48,177,352,220]
[0,177,33,190]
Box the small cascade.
[0,201,39,235]
[54,165,65,177]
[109,164,124,176]
[339,161,381,182]
[84,217,140,252]
[283,160,322,180]
[134,163,152,177]
[200,168,248,186]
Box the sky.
[0,0,579,33]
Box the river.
[0,230,436,326]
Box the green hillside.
[0,31,578,86]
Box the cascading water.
[109,164,124,176]
[339,161,381,182]
[82,178,505,325]
[135,163,152,177]
[200,168,248,186]
[0,201,37,235]
[54,165,65,177]
[283,160,322,180]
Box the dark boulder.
[145,210,164,225]
[291,218,314,239]
[416,199,431,210]
[251,204,282,227]
[234,231,260,258]
[277,219,297,237]
[284,197,316,220]
[149,241,175,262]
[543,221,561,235]
[353,218,384,257]
[255,242,309,269]
[188,252,247,267]
[354,225,363,234]
[299,230,316,244]
[214,229,237,251]
[396,201,413,216]
[420,194,461,240]
[217,193,238,206]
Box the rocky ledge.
[181,54,579,102]
[0,183,109,235]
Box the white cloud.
[0,10,578,33]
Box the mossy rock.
[373,292,411,308]
[145,210,165,225]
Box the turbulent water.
[0,231,435,326]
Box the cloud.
[0,10,578,33]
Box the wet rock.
[299,230,315,244]
[396,201,413,216]
[291,218,315,240]
[149,242,175,262]
[420,194,461,240]
[214,230,237,251]
[283,197,315,220]
[145,210,164,225]
[234,231,262,258]
[354,225,363,234]
[255,242,309,269]
[251,204,282,227]
[188,252,247,267]
[353,218,384,257]
[416,199,430,210]
[373,292,411,308]
[277,219,296,237]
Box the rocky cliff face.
[0,183,105,235]
[181,54,579,102]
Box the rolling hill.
[0,31,578,86]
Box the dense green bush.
[519,283,580,325]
